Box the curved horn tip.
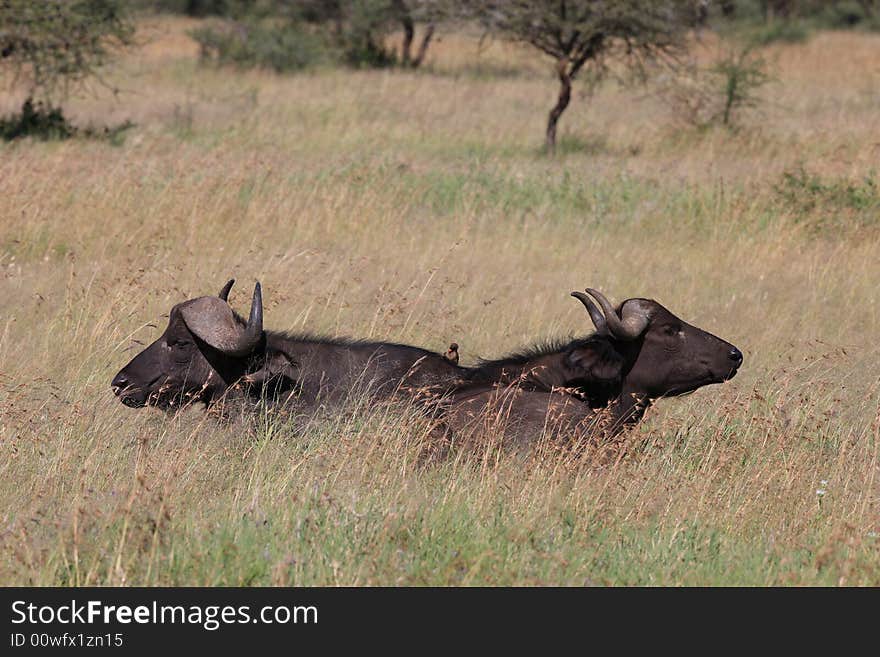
[584,288,617,313]
[588,288,650,340]
[218,281,264,357]
[571,291,608,334]
[249,282,263,329]
[218,279,235,301]
[582,287,645,340]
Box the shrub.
[0,99,76,141]
[337,0,398,68]
[191,20,330,72]
[710,45,774,126]
[189,0,401,72]
[747,19,811,44]
[0,0,134,140]
[660,42,774,130]
[773,167,880,231]
[189,1,445,73]
[127,0,237,18]
[0,0,134,101]
[714,0,880,40]
[0,98,134,142]
[812,1,878,29]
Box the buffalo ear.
[244,352,297,387]
[565,341,624,384]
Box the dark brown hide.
[439,384,598,454]
[111,280,464,411]
[440,289,742,449]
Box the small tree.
[312,0,450,68]
[468,1,695,153]
[0,0,134,103]
[392,0,452,68]
[659,41,774,130]
[713,44,772,126]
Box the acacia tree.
[469,1,695,153]
[0,0,133,103]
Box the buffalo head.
[111,280,264,409]
[570,288,742,400]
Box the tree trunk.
[546,61,572,154]
[400,15,414,67]
[411,24,434,68]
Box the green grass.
[773,167,880,231]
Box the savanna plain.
[1,17,879,586]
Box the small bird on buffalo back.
[445,343,459,365]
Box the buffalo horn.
[218,279,235,301]
[236,282,263,356]
[570,291,608,335]
[584,288,649,341]
[180,282,264,356]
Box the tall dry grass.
[0,17,878,585]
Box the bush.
[0,98,134,142]
[337,0,397,68]
[714,0,880,39]
[189,0,401,72]
[0,99,76,141]
[191,20,330,72]
[812,1,879,29]
[774,167,880,231]
[0,0,134,140]
[0,0,134,101]
[710,45,774,126]
[339,30,397,68]
[659,42,774,130]
[747,19,811,44]
[125,0,256,17]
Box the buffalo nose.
[111,373,129,395]
[729,347,743,365]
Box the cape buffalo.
[111,280,464,411]
[439,288,743,447]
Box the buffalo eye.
[663,324,682,338]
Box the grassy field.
[1,16,878,585]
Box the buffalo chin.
[119,395,147,408]
[116,390,184,411]
[666,369,736,397]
